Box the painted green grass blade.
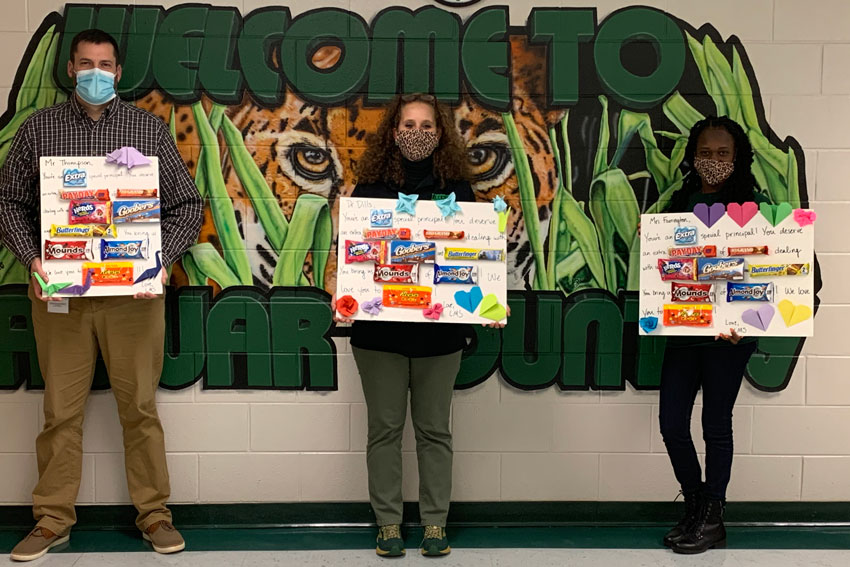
[613,110,672,191]
[732,47,761,132]
[35,28,63,109]
[546,112,571,290]
[559,194,605,289]
[703,35,740,121]
[181,249,207,286]
[273,195,332,288]
[663,92,704,134]
[16,25,54,109]
[169,107,177,142]
[786,148,800,208]
[0,246,28,284]
[593,96,610,177]
[646,177,684,214]
[185,243,241,288]
[748,130,788,177]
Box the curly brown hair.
[355,93,471,187]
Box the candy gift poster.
[39,156,163,297]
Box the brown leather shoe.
[10,526,69,562]
[143,521,185,554]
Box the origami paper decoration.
[362,297,383,316]
[395,192,419,216]
[454,286,483,313]
[793,209,816,227]
[726,202,758,228]
[741,304,774,331]
[435,192,462,218]
[106,146,151,169]
[133,251,162,284]
[759,202,793,227]
[61,270,93,296]
[638,316,659,333]
[32,272,72,296]
[478,293,507,321]
[693,202,725,228]
[423,303,443,320]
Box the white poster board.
[39,156,162,297]
[336,197,508,324]
[638,206,815,337]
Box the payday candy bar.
[433,264,477,285]
[373,264,418,284]
[726,282,774,302]
[60,189,109,201]
[370,209,392,227]
[443,248,504,261]
[382,284,432,308]
[697,257,745,281]
[727,246,769,256]
[51,224,117,238]
[658,258,696,281]
[748,263,810,277]
[389,241,436,264]
[671,282,715,303]
[69,200,110,225]
[344,240,384,263]
[363,227,411,240]
[663,304,713,327]
[116,189,157,198]
[674,226,698,245]
[100,238,149,260]
[423,230,465,240]
[669,245,717,258]
[82,262,134,286]
[44,240,93,261]
[112,199,160,223]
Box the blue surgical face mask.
[74,68,117,105]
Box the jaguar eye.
[289,144,333,181]
[467,143,510,182]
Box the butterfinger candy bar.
[112,199,160,223]
[82,262,134,286]
[60,189,109,201]
[671,282,715,303]
[669,245,717,258]
[116,189,158,198]
[423,230,465,240]
[727,282,774,302]
[69,200,111,225]
[51,224,117,238]
[697,257,745,281]
[373,264,418,284]
[727,245,769,256]
[363,227,411,240]
[663,303,713,327]
[100,238,149,260]
[658,258,696,281]
[44,240,93,261]
[389,241,436,264]
[747,263,810,277]
[443,248,504,261]
[344,240,384,263]
[433,264,477,284]
[382,284,432,308]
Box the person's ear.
[67,59,75,80]
[115,64,122,85]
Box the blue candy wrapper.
[388,241,436,264]
[370,209,393,227]
[100,238,149,260]
[674,226,698,245]
[433,264,477,284]
[112,199,160,223]
[697,257,745,281]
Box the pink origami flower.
[793,209,816,227]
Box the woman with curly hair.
[660,116,770,555]
[333,93,505,558]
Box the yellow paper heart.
[778,299,812,327]
[479,293,507,321]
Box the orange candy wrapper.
[82,262,135,286]
[663,304,713,327]
[382,285,432,308]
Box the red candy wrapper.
[44,240,93,261]
[423,230,465,240]
[344,240,385,263]
[658,258,696,281]
[382,285,432,308]
[671,282,715,303]
[69,200,111,225]
[60,189,109,201]
[373,264,418,284]
[363,227,412,240]
[663,304,713,327]
[669,245,717,258]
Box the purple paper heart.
[741,304,774,332]
[693,202,726,228]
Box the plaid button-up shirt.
[0,95,202,267]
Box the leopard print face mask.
[395,129,440,162]
[694,157,735,186]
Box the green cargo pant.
[352,347,462,527]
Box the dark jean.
[659,341,757,501]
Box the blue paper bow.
[493,195,508,213]
[395,192,419,216]
[639,316,659,334]
[435,192,462,218]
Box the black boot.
[663,489,702,547]
[672,498,726,554]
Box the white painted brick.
[602,383,659,404]
[599,454,678,501]
[816,152,850,201]
[500,383,600,404]
[453,376,500,404]
[553,404,652,453]
[771,96,850,150]
[753,407,850,455]
[0,33,31,89]
[775,0,850,41]
[155,385,194,403]
[823,45,850,94]
[814,203,850,253]
[805,306,850,355]
[199,453,299,502]
[349,403,416,453]
[295,361,364,404]
[251,404,349,452]
[94,453,198,504]
[77,454,96,504]
[812,255,850,307]
[81,393,125,453]
[300,453,368,501]
[452,403,552,452]
[196,388,297,403]
[667,0,774,41]
[736,356,806,406]
[0,3,25,32]
[737,44,822,95]
[727,456,802,501]
[0,402,38,452]
[0,388,43,403]
[650,405,754,455]
[0,454,36,503]
[501,453,598,500]
[159,404,249,452]
[402,451,501,502]
[802,457,850,500]
[806,357,850,405]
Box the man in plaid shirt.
[0,29,202,561]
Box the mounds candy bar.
[100,238,149,260]
[112,199,160,223]
[673,225,698,245]
[443,248,504,261]
[671,282,715,303]
[669,245,717,258]
[344,240,384,263]
[658,258,696,281]
[82,262,134,286]
[663,303,714,327]
[50,224,117,238]
[388,240,436,264]
[59,189,109,201]
[747,263,810,277]
[44,239,93,261]
[369,209,392,227]
[373,263,418,284]
[363,227,411,240]
[69,200,111,225]
[116,188,157,198]
[727,282,774,302]
[423,230,465,240]
[433,264,477,285]
[697,257,745,281]
[727,245,769,256]
[382,284,432,308]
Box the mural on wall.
[0,2,819,392]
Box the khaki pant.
[352,347,461,527]
[29,288,171,534]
